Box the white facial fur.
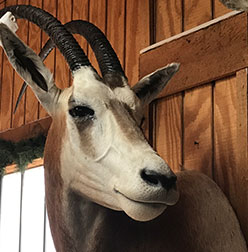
[0,12,179,222]
[59,68,179,221]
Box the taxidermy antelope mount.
[0,5,247,252]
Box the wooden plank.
[183,85,213,177]
[54,0,72,89]
[107,0,125,69]
[25,0,42,124]
[126,0,150,85]
[140,12,248,97]
[1,0,17,131]
[88,0,107,75]
[214,72,248,241]
[0,117,51,142]
[182,0,213,177]
[184,0,212,30]
[0,0,5,128]
[214,0,231,17]
[39,0,57,119]
[72,0,89,54]
[155,0,182,42]
[5,158,44,175]
[155,94,183,173]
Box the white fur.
[58,67,179,221]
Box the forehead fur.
[72,67,139,109]
[73,67,112,102]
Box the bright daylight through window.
[0,166,55,252]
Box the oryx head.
[0,5,179,222]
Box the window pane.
[45,212,56,252]
[21,167,45,252]
[0,167,56,252]
[0,172,21,252]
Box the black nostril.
[141,169,177,190]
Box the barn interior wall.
[2,0,247,241]
[0,0,231,133]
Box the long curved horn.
[65,20,126,80]
[14,20,127,112]
[0,5,94,73]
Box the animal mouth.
[114,188,168,206]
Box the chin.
[117,193,168,222]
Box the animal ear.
[0,23,59,114]
[132,63,180,106]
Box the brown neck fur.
[43,121,247,252]
[44,114,76,252]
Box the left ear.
[132,63,179,106]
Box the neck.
[43,118,184,252]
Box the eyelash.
[69,106,95,119]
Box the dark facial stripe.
[108,99,145,143]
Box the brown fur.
[44,114,76,252]
[108,99,145,142]
[44,149,248,252]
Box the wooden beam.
[0,116,51,142]
[140,11,248,98]
[5,158,44,175]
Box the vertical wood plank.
[155,95,183,173]
[214,0,231,18]
[183,85,213,177]
[88,0,107,74]
[25,0,42,124]
[72,0,89,54]
[107,0,125,69]
[39,0,57,119]
[54,0,72,89]
[1,0,18,131]
[126,0,150,85]
[184,0,212,30]
[182,0,213,177]
[214,72,248,241]
[0,0,5,130]
[152,0,183,175]
[155,0,182,42]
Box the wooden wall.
[140,3,248,242]
[0,0,231,135]
[2,0,247,242]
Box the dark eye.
[69,106,95,119]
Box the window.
[0,167,56,252]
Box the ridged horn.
[14,19,127,112]
[0,5,94,73]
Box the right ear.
[132,63,179,106]
[0,23,60,115]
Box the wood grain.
[5,158,44,175]
[72,0,89,54]
[183,85,213,177]
[182,0,213,177]
[155,94,183,173]
[107,0,125,69]
[214,0,232,18]
[88,0,107,75]
[126,0,150,85]
[155,0,182,42]
[140,12,248,97]
[39,0,57,119]
[55,0,72,89]
[25,0,42,124]
[0,116,51,142]
[214,72,248,241]
[1,0,18,131]
[184,0,212,30]
[0,0,5,129]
